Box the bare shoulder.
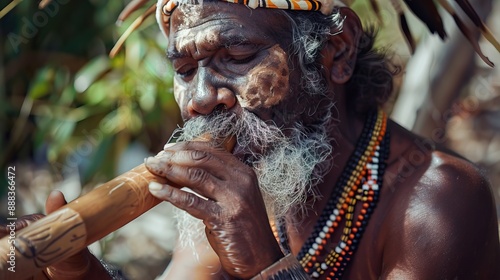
[379,138,500,279]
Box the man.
[3,0,500,279]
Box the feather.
[454,0,500,52]
[109,3,157,58]
[117,0,152,26]
[400,13,416,53]
[403,0,447,39]
[436,0,493,66]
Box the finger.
[164,140,233,156]
[45,190,68,214]
[148,182,218,220]
[145,152,224,200]
[0,214,45,238]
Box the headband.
[160,0,347,16]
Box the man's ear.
[321,7,362,84]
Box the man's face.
[160,2,334,246]
[166,1,305,129]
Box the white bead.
[340,241,346,248]
[370,169,378,175]
[372,157,379,163]
[371,174,378,180]
[323,226,329,233]
[330,214,336,221]
[321,263,328,270]
[335,246,342,253]
[374,151,379,156]
[313,243,318,249]
[334,209,340,216]
[312,272,320,278]
[326,220,333,227]
[319,231,326,238]
[372,184,379,190]
[363,184,370,190]
[309,248,316,255]
[316,237,323,244]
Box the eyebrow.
[166,33,254,60]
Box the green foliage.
[1,1,179,188]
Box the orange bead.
[361,209,367,215]
[356,221,362,227]
[358,215,364,221]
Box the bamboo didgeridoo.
[0,136,236,280]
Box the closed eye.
[230,53,257,64]
[176,66,197,79]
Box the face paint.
[238,45,290,110]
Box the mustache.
[174,110,287,161]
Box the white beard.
[171,109,333,249]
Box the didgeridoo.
[0,135,236,280]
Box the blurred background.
[0,0,499,279]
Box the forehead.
[168,2,291,51]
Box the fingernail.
[149,181,165,192]
[144,156,161,168]
[164,142,176,150]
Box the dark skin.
[5,2,499,279]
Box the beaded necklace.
[277,108,390,280]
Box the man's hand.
[0,191,112,280]
[145,141,284,279]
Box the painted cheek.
[239,45,290,110]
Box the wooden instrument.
[0,136,235,280]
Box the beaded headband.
[160,0,347,16]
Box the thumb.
[45,190,67,214]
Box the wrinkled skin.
[9,1,499,279]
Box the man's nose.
[187,67,236,116]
